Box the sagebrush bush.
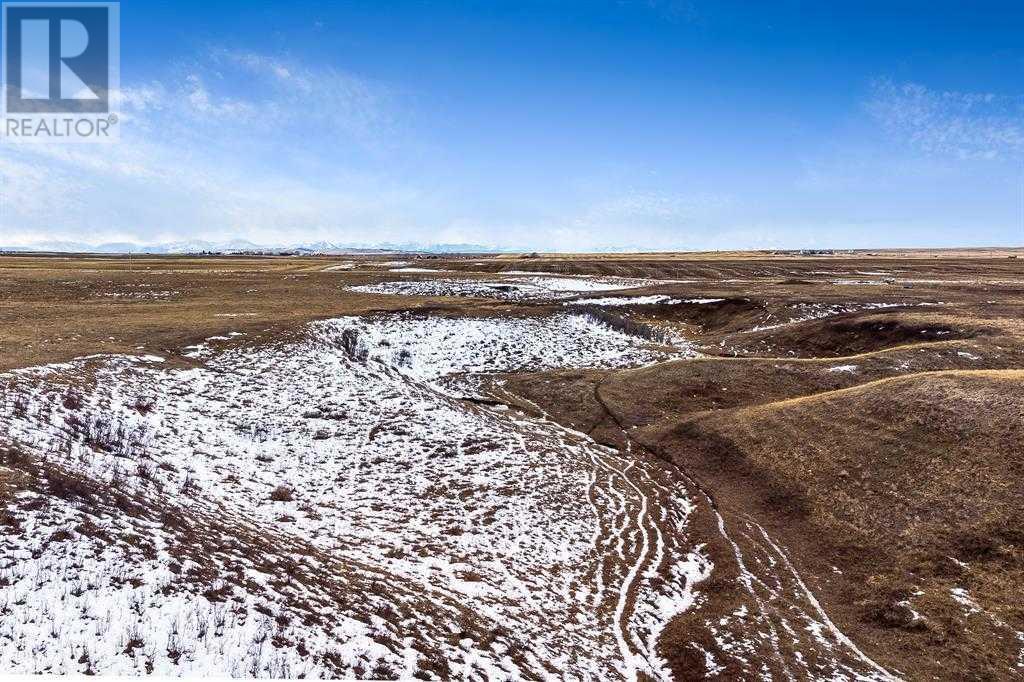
[133,396,156,415]
[270,485,294,502]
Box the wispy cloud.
[10,55,1017,251]
[0,47,418,246]
[4,46,745,252]
[203,48,398,149]
[108,47,397,151]
[428,190,740,252]
[561,190,735,248]
[624,0,700,24]
[866,78,1024,160]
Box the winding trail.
[579,374,897,680]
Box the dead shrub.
[339,328,367,362]
[0,511,22,535]
[203,581,232,603]
[123,625,144,655]
[180,471,197,495]
[136,462,154,482]
[74,518,111,544]
[48,528,74,543]
[249,423,270,442]
[81,416,126,453]
[64,413,85,432]
[0,447,33,470]
[159,509,185,531]
[166,632,182,663]
[112,493,145,518]
[62,392,83,411]
[11,396,29,418]
[269,485,294,502]
[133,396,156,415]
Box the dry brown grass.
[634,371,1024,678]
[269,484,295,502]
[457,248,1024,280]
[3,250,1023,371]
[494,260,1024,679]
[5,248,1024,679]
[0,254,516,371]
[512,365,1024,678]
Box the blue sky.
[2,0,1024,250]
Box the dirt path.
[560,379,902,680]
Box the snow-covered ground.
[748,302,907,332]
[565,296,725,306]
[350,275,657,301]
[0,314,702,679]
[0,306,897,680]
[343,313,679,383]
[389,267,445,273]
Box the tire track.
[495,384,679,679]
[583,375,897,680]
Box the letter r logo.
[3,3,115,113]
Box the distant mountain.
[2,240,96,252]
[0,239,511,255]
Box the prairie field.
[1,249,1023,679]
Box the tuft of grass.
[133,396,156,415]
[135,462,154,482]
[269,484,294,502]
[180,471,197,495]
[62,391,83,410]
[11,396,29,418]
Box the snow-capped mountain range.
[0,239,508,255]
